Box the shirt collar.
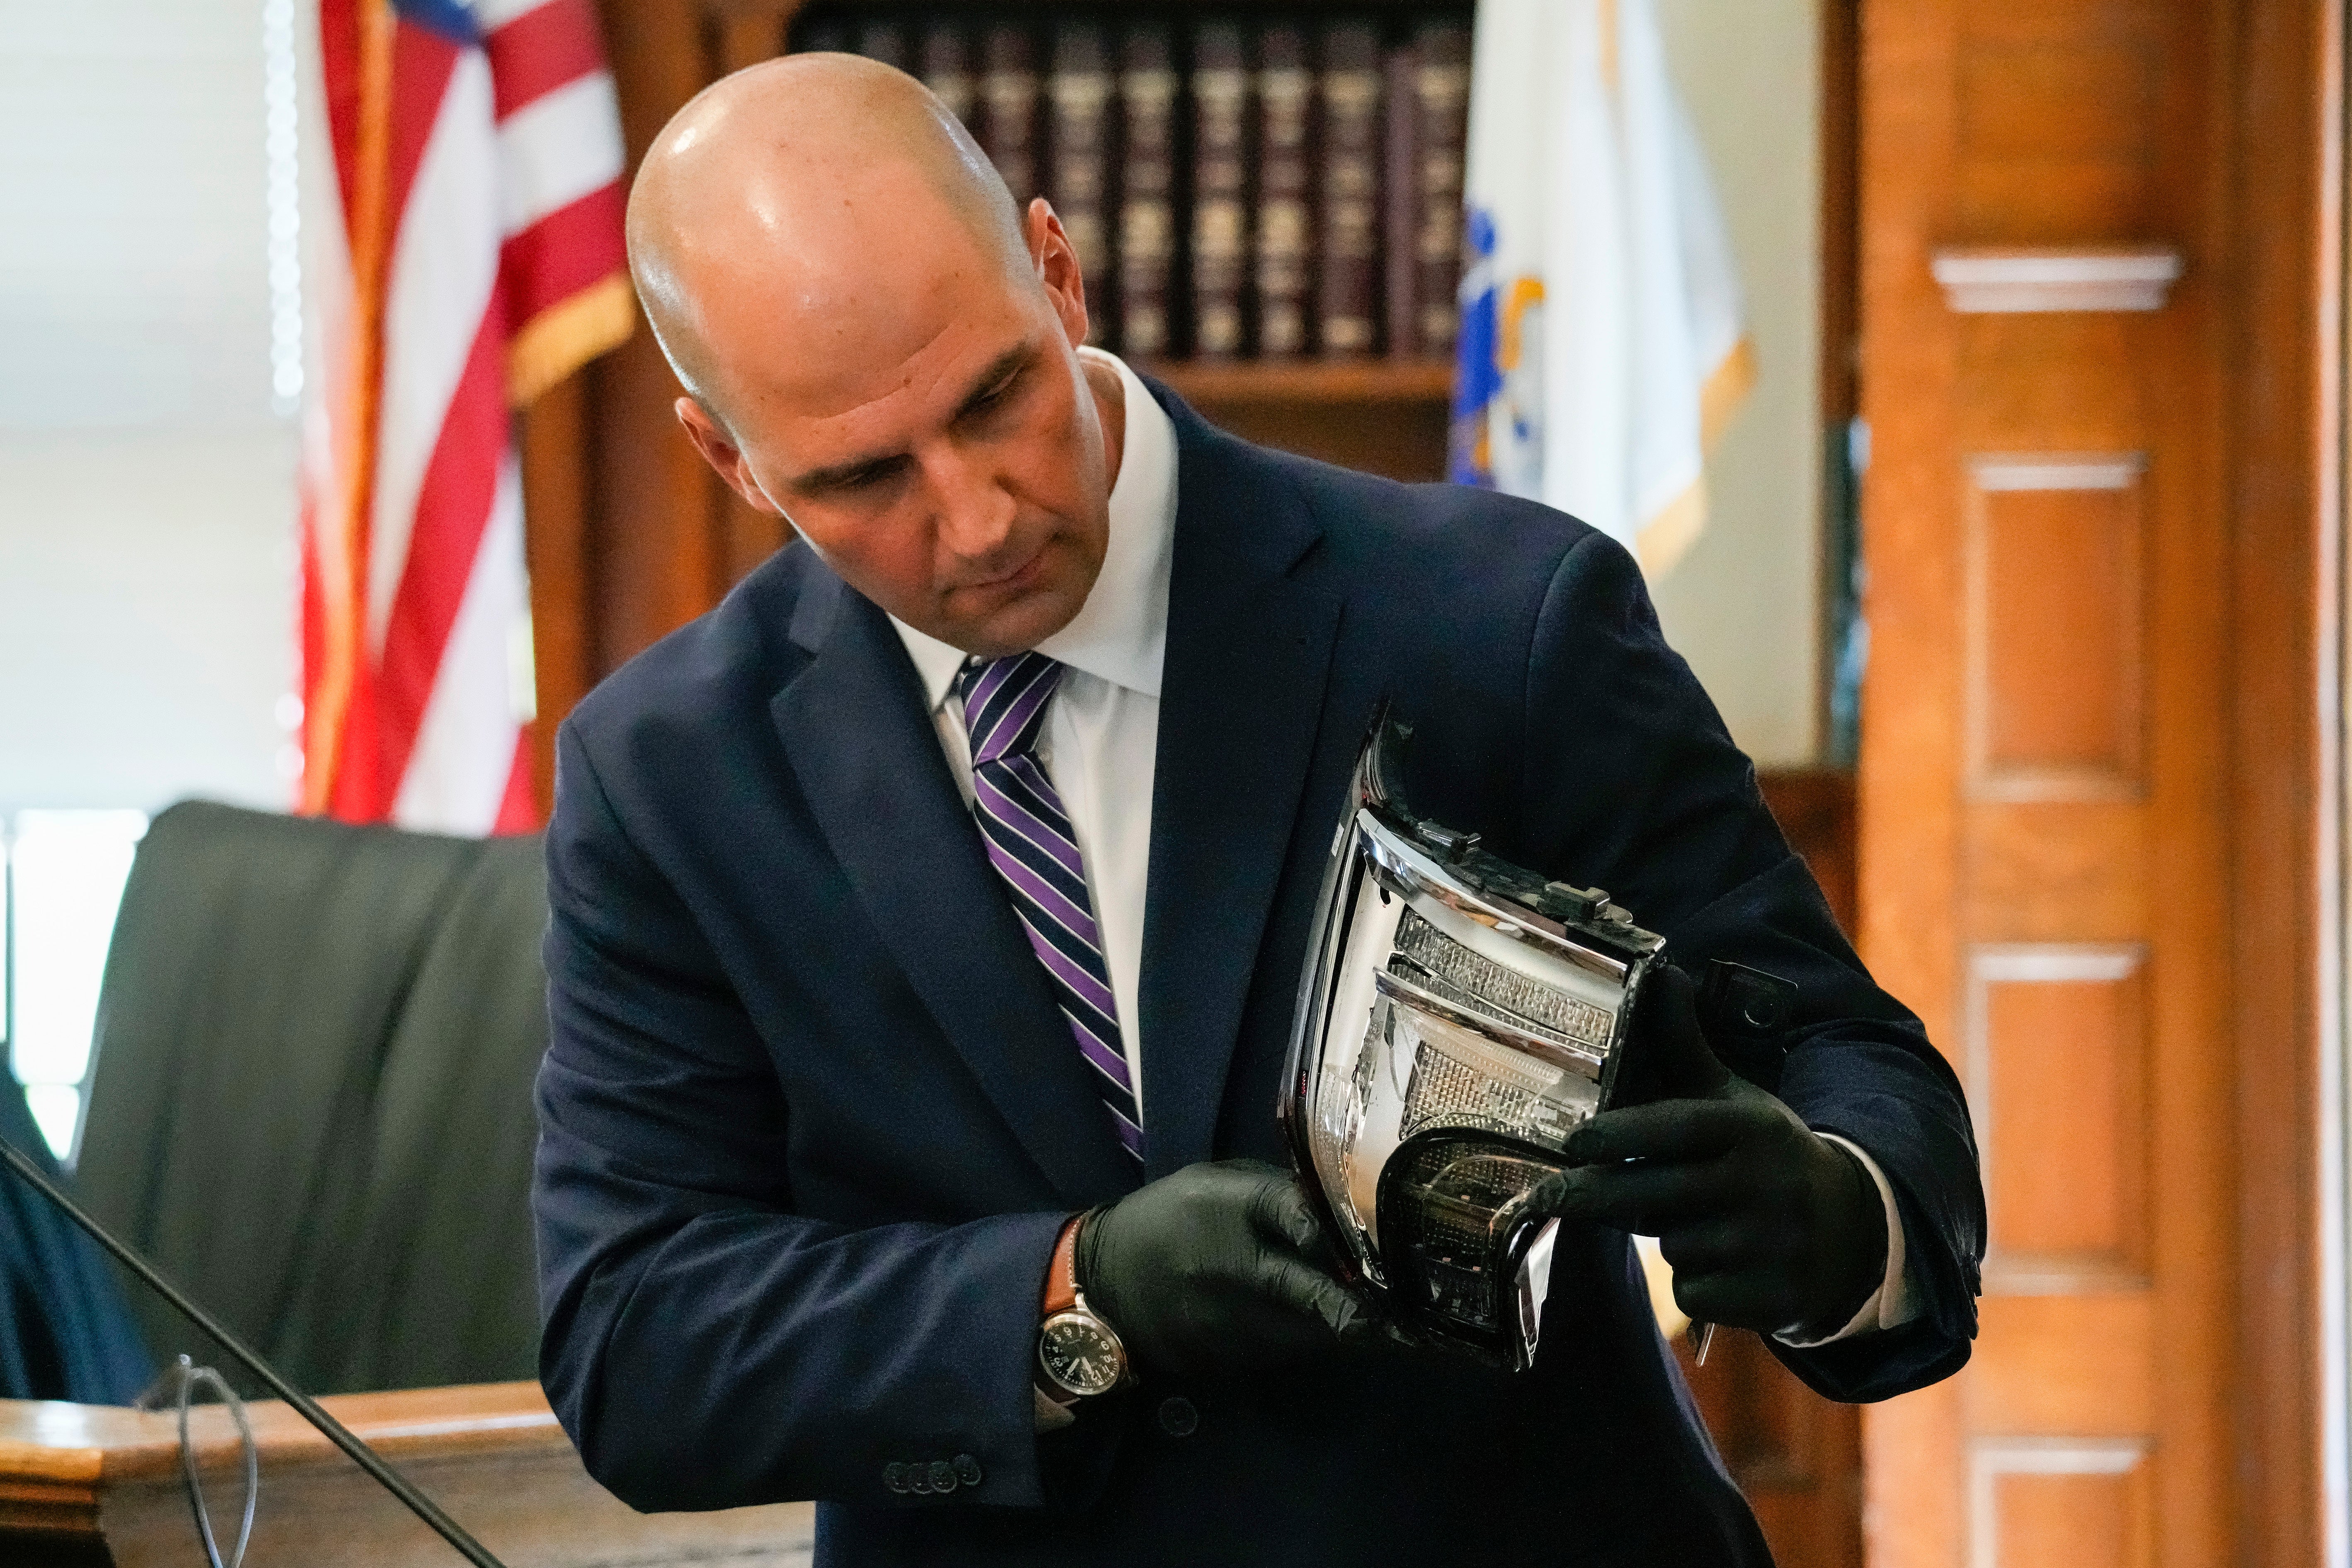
[892,347,1176,711]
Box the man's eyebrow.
[948,341,1035,422]
[790,442,905,496]
[785,342,1036,496]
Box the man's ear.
[675,396,783,516]
[1026,197,1093,350]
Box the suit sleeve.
[1514,530,1985,1403]
[532,721,1073,1511]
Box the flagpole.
[304,0,396,816]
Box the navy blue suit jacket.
[534,381,1985,1566]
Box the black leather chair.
[72,801,549,1395]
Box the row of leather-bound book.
[790,9,1474,363]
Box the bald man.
[532,55,1983,1568]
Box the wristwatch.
[1036,1212,1128,1402]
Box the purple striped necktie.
[958,652,1145,1163]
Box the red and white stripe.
[301,0,627,835]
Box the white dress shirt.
[889,348,1912,1344]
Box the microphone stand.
[0,1133,509,1568]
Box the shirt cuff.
[1033,1385,1077,1432]
[1774,1132,1919,1348]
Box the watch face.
[1040,1313,1125,1398]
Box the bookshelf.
[770,5,1475,465]
[526,0,1479,739]
[1146,356,1453,485]
[1147,356,1455,406]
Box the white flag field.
[1450,0,1754,579]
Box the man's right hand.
[1074,1159,1373,1382]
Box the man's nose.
[923,442,1018,563]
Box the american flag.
[299,0,630,833]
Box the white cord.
[140,1355,258,1568]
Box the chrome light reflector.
[1280,711,1665,1369]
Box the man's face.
[677,202,1112,659]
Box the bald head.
[627,53,1032,426]
[622,51,1125,661]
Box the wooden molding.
[1966,1437,2150,1568]
[1930,247,2185,314]
[1140,356,1455,406]
[1966,452,2148,493]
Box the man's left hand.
[1527,965,1888,1341]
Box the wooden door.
[1856,1,2331,1566]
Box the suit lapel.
[1138,393,1343,1177]
[772,570,1140,1206]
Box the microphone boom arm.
[0,1133,509,1568]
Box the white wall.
[0,431,294,811]
[0,0,296,816]
[1650,0,1823,768]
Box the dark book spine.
[1381,39,1419,357]
[1252,25,1312,359]
[1412,21,1472,355]
[854,19,909,73]
[1117,26,1178,359]
[1189,22,1250,359]
[981,24,1041,206]
[1317,22,1383,357]
[1047,22,1115,343]
[919,21,975,133]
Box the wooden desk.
[0,1381,814,1568]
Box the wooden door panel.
[1967,473,2147,797]
[1860,0,2236,1563]
[1975,488,2136,780]
[1966,465,2154,790]
[1976,1447,2153,1568]
[1969,946,2150,1276]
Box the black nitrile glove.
[1528,965,1888,1340]
[1074,1159,1375,1381]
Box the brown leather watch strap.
[1043,1213,1084,1315]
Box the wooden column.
[521,373,593,811]
[587,0,744,671]
[2225,0,2336,1563]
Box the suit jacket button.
[928,1459,958,1493]
[1157,1395,1199,1437]
[883,1462,909,1493]
[908,1464,932,1495]
[953,1454,984,1487]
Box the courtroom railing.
[0,1381,814,1568]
